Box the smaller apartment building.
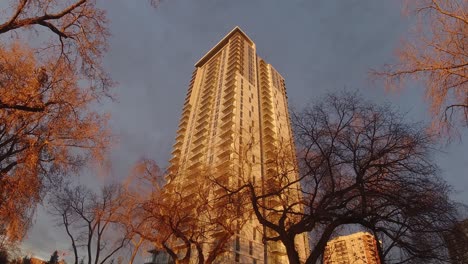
[324,232,380,264]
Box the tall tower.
[167,27,307,263]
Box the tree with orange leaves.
[0,0,111,242]
[374,0,467,135]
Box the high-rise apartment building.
[323,232,380,264]
[166,27,308,263]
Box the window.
[253,229,256,241]
[249,241,253,255]
[235,253,240,262]
[235,237,240,251]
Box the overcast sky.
[19,0,467,262]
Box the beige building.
[323,232,380,264]
[166,27,308,263]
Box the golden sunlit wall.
[324,232,381,264]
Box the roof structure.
[194,26,255,67]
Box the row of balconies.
[202,85,214,97]
[219,131,234,146]
[223,88,235,102]
[227,54,240,68]
[225,73,236,87]
[199,99,212,112]
[200,96,212,111]
[225,68,236,81]
[205,67,219,81]
[193,126,208,139]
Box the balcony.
[191,144,205,156]
[227,57,239,68]
[197,113,209,123]
[262,105,274,114]
[221,111,234,122]
[166,164,179,173]
[193,127,207,138]
[187,160,202,171]
[201,90,214,100]
[195,120,208,131]
[224,68,236,79]
[263,116,274,125]
[182,106,191,114]
[220,120,234,132]
[192,133,207,145]
[262,93,272,101]
[222,104,235,115]
[206,65,219,76]
[179,119,189,129]
[201,92,213,103]
[214,168,231,179]
[175,134,185,143]
[184,94,192,103]
[224,76,236,88]
[181,107,191,117]
[229,41,241,48]
[227,63,240,74]
[228,51,241,61]
[217,148,231,159]
[263,132,275,142]
[169,155,180,164]
[223,82,236,93]
[199,106,211,116]
[171,147,181,155]
[199,95,212,105]
[216,158,231,170]
[223,96,235,107]
[172,140,183,149]
[264,125,275,134]
[218,138,233,150]
[223,89,236,101]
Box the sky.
[15,0,467,262]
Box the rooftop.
[194,26,255,67]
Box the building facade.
[323,232,380,264]
[166,27,308,263]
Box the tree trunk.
[282,238,301,264]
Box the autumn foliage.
[0,0,111,242]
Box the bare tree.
[123,159,247,264]
[226,92,461,263]
[373,0,467,135]
[48,184,131,264]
